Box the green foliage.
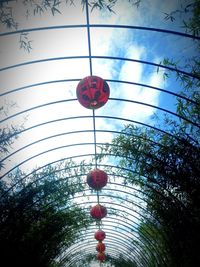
[76,0,141,13]
[101,112,200,265]
[23,0,62,16]
[163,0,200,36]
[0,0,141,31]
[183,0,200,36]
[0,0,141,52]
[19,32,32,52]
[0,162,92,267]
[99,5,200,264]
[0,124,19,155]
[0,106,23,170]
[138,221,172,267]
[0,1,18,29]
[161,50,200,138]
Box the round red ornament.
[96,242,106,252]
[87,169,108,190]
[90,204,107,220]
[76,75,110,109]
[97,252,106,262]
[94,230,106,241]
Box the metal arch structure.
[57,212,169,266]
[1,97,198,126]
[1,111,199,180]
[0,1,199,267]
[0,160,187,216]
[0,159,181,238]
[63,248,139,267]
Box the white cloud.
[119,44,145,83]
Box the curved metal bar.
[71,198,161,233]
[0,141,166,185]
[0,56,86,72]
[79,192,149,218]
[1,137,197,216]
[0,99,75,123]
[0,161,157,206]
[72,198,150,231]
[68,199,166,243]
[1,154,188,230]
[66,250,140,267]
[1,113,188,148]
[0,152,93,180]
[62,231,141,261]
[52,200,169,266]
[2,172,169,255]
[0,55,199,80]
[1,110,183,178]
[92,24,200,40]
[92,55,200,80]
[63,226,168,267]
[1,130,95,163]
[63,247,139,267]
[0,79,79,97]
[61,240,144,267]
[1,128,161,164]
[1,78,198,107]
[61,228,151,264]
[64,245,143,267]
[108,79,199,105]
[110,97,199,126]
[0,25,87,37]
[0,23,199,40]
[0,166,159,229]
[60,197,175,249]
[0,163,170,266]
[1,176,170,254]
[2,143,169,210]
[61,223,165,266]
[1,168,174,247]
[43,192,162,261]
[1,97,199,127]
[0,144,94,179]
[74,226,159,262]
[1,156,187,214]
[79,217,158,251]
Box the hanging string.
[85,0,98,168]
[92,109,98,168]
[85,0,92,76]
[85,0,102,264]
[85,2,107,265]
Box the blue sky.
[0,0,197,266]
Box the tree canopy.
[99,3,200,265]
[0,160,92,267]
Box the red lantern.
[90,204,107,219]
[87,169,108,190]
[94,230,106,241]
[76,75,110,109]
[96,242,106,252]
[97,252,106,262]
